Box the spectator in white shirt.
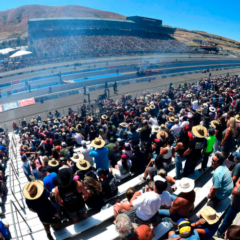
[78,140,93,165]
[180,116,189,129]
[73,131,85,146]
[129,175,170,227]
[170,119,181,137]
[191,97,201,110]
[149,114,159,126]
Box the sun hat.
[192,125,207,138]
[196,109,202,114]
[119,122,128,128]
[177,219,192,238]
[152,126,160,133]
[71,153,84,162]
[149,105,155,109]
[169,116,175,122]
[48,159,59,167]
[235,115,240,123]
[210,120,219,129]
[144,107,150,112]
[202,103,208,108]
[76,159,91,171]
[101,115,108,120]
[175,177,195,193]
[22,145,29,151]
[209,107,216,112]
[200,206,219,225]
[168,106,175,112]
[61,142,67,147]
[91,138,105,149]
[57,167,73,187]
[157,130,168,140]
[81,140,87,146]
[54,119,59,123]
[23,181,44,200]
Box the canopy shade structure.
[9,50,32,58]
[0,48,15,55]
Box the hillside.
[0,5,125,41]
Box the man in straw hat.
[75,159,97,181]
[24,181,60,240]
[207,152,233,209]
[191,206,219,239]
[159,178,195,223]
[216,177,240,238]
[182,125,207,177]
[89,138,109,170]
[55,167,89,223]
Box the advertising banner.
[12,80,20,85]
[0,105,2,112]
[2,102,19,111]
[18,98,35,108]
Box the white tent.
[0,48,15,55]
[9,50,32,58]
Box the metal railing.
[10,200,32,240]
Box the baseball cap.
[177,219,192,238]
[21,155,27,161]
[61,142,67,147]
[81,140,86,146]
[124,142,130,148]
[121,154,128,160]
[233,152,240,160]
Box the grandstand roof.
[29,17,134,23]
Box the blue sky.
[1,0,240,41]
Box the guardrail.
[10,200,32,240]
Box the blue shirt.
[193,221,219,240]
[89,147,109,170]
[0,221,9,239]
[170,230,200,239]
[167,122,174,130]
[213,164,233,199]
[0,146,6,154]
[43,172,57,192]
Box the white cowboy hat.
[209,107,216,112]
[175,178,195,193]
[152,126,160,133]
[200,206,219,225]
[119,122,128,128]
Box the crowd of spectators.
[10,72,240,240]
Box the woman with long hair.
[83,176,104,211]
[111,154,132,179]
[174,129,190,179]
[220,117,237,158]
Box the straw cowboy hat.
[152,126,160,133]
[226,88,230,91]
[76,124,82,130]
[149,105,155,109]
[209,107,216,112]
[196,109,202,114]
[53,119,59,123]
[71,153,84,162]
[233,89,237,93]
[168,106,175,112]
[140,96,144,100]
[187,94,192,98]
[76,159,91,171]
[22,145,29,151]
[211,120,219,128]
[48,159,59,167]
[168,116,175,122]
[192,125,207,138]
[91,138,105,149]
[101,115,108,120]
[202,103,208,108]
[235,115,240,123]
[200,206,219,225]
[23,181,44,200]
[119,122,128,128]
[175,177,195,193]
[157,130,168,140]
[144,107,150,112]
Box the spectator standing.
[22,154,32,182]
[217,178,240,238]
[200,128,216,171]
[78,140,93,165]
[231,152,240,182]
[207,152,233,208]
[24,181,60,240]
[89,138,109,170]
[42,168,57,192]
[139,120,151,147]
[183,125,207,177]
